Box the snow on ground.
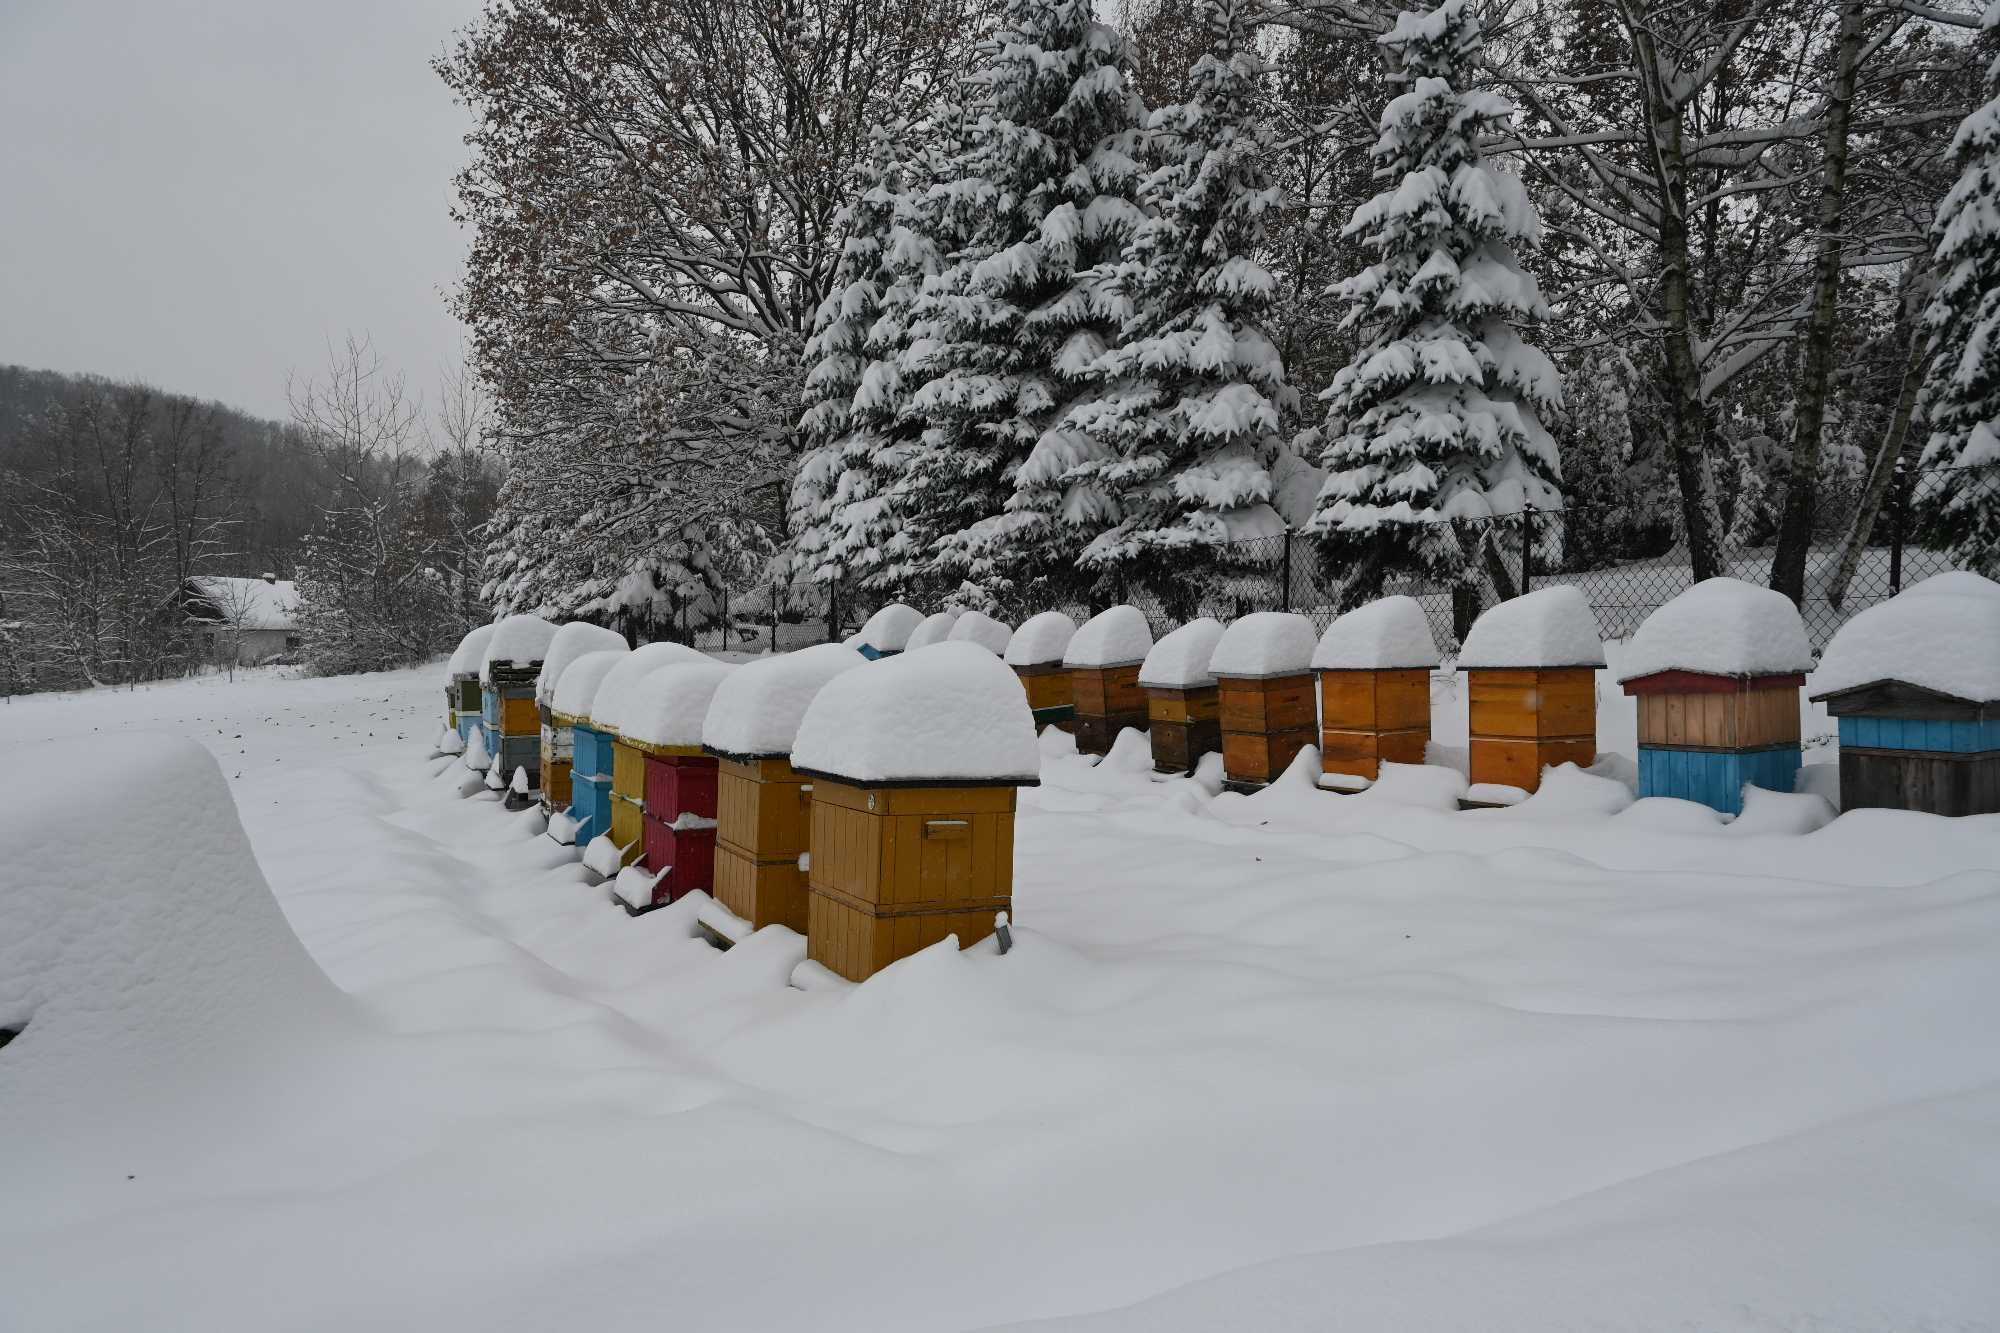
[3,660,1998,1331]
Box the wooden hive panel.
[808,780,1016,911]
[611,740,646,805]
[1147,685,1220,725]
[1218,674,1317,734]
[1316,669,1428,731]
[807,885,1008,983]
[541,758,573,809]
[1319,727,1428,782]
[1016,665,1075,713]
[640,816,717,903]
[1072,663,1145,718]
[1222,727,1315,787]
[1468,736,1596,793]
[714,841,810,933]
[1840,749,2000,816]
[716,759,812,861]
[1151,718,1223,775]
[1468,668,1595,741]
[642,753,718,821]
[501,692,540,737]
[608,791,645,858]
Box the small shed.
[446,624,496,747]
[612,661,735,913]
[1459,587,1604,797]
[904,610,963,653]
[534,622,629,814]
[586,642,711,868]
[1809,575,2000,815]
[791,643,1039,982]
[1618,579,1811,814]
[1313,597,1437,789]
[1004,611,1079,728]
[1064,606,1153,756]
[181,574,301,665]
[703,644,868,932]
[1211,612,1318,791]
[1139,618,1226,775]
[480,614,560,792]
[856,603,923,660]
[547,648,628,846]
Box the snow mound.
[581,834,627,878]
[1490,763,1633,819]
[1211,612,1317,679]
[1903,570,2000,601]
[435,724,464,755]
[1617,578,1812,682]
[588,641,711,734]
[462,724,491,772]
[1005,611,1079,667]
[1350,759,1466,811]
[1727,785,1836,836]
[1811,582,2000,703]
[446,623,495,676]
[1617,797,1727,833]
[858,603,924,653]
[1312,596,1439,671]
[703,643,866,758]
[792,641,1040,784]
[1064,605,1153,669]
[480,613,559,683]
[1459,586,1605,669]
[1140,618,1227,690]
[550,647,628,720]
[948,610,1014,655]
[620,662,736,751]
[905,611,963,652]
[535,622,629,704]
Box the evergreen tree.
[1916,13,2000,578]
[1304,0,1561,602]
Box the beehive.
[565,720,617,845]
[479,613,559,790]
[792,642,1040,982]
[1139,618,1225,774]
[538,704,573,810]
[1312,597,1439,787]
[856,603,923,661]
[533,623,630,818]
[615,661,735,910]
[1005,611,1079,729]
[584,640,712,864]
[1212,612,1318,790]
[1459,587,1604,797]
[446,624,496,748]
[1064,606,1153,756]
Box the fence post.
[1280,528,1293,613]
[828,577,840,645]
[770,585,779,654]
[1889,462,1908,595]
[1521,505,1534,593]
[721,584,730,653]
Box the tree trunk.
[1828,333,1929,609]
[1771,0,1866,604]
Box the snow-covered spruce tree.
[1303,0,1560,605]
[893,0,1146,606]
[1915,14,2000,579]
[1029,0,1291,612]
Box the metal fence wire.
[667,464,1997,655]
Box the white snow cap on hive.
[1210,612,1317,678]
[1459,586,1606,669]
[480,613,559,683]
[588,641,711,735]
[1063,605,1153,668]
[447,623,495,676]
[702,643,867,757]
[858,603,924,652]
[947,609,1014,655]
[1312,596,1440,671]
[791,641,1040,784]
[620,661,736,750]
[1812,581,2000,703]
[1902,570,2000,602]
[1005,610,1078,666]
[904,610,962,651]
[536,622,629,704]
[1140,617,1226,689]
[1617,578,1812,682]
[550,648,628,720]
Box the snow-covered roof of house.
[857,603,924,653]
[480,614,560,683]
[1617,578,1812,682]
[536,622,630,704]
[1139,617,1226,690]
[187,576,299,632]
[619,662,735,751]
[1312,596,1440,671]
[1811,581,2000,704]
[588,641,711,734]
[1005,611,1078,667]
[791,641,1040,785]
[904,610,962,652]
[1211,612,1317,679]
[447,624,496,677]
[1063,605,1152,669]
[947,610,1013,655]
[702,643,867,758]
[549,649,628,721]
[1459,586,1606,669]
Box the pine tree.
[1915,15,2000,578]
[1304,0,1561,601]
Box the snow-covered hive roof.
[187,575,300,631]
[447,623,496,677]
[1063,605,1152,669]
[588,641,711,734]
[904,610,962,652]
[1903,570,2000,602]
[480,613,560,683]
[1210,612,1317,679]
[619,662,736,752]
[792,641,1040,785]
[702,644,867,758]
[1617,578,1812,683]
[1811,581,2000,704]
[857,603,924,653]
[947,610,1014,655]
[549,648,629,721]
[535,622,630,704]
[1312,596,1440,671]
[1139,617,1226,690]
[1459,586,1606,669]
[1005,610,1078,667]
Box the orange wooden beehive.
[1140,619,1225,774]
[1063,606,1153,756]
[1211,612,1319,791]
[1458,587,1604,797]
[1311,597,1440,787]
[1005,612,1080,729]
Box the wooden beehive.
[1811,680,2000,816]
[563,720,616,845]
[1466,667,1596,793]
[709,755,814,932]
[537,703,574,811]
[1013,663,1076,729]
[607,737,648,866]
[1070,662,1145,756]
[1146,685,1220,775]
[1318,668,1430,784]
[619,743,718,908]
[1218,672,1316,788]
[1624,670,1802,814]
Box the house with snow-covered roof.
[178,575,301,665]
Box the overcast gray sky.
[1,0,480,422]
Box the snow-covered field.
[5,662,1999,1331]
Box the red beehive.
[611,661,735,913]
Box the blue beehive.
[543,646,630,846]
[855,602,923,660]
